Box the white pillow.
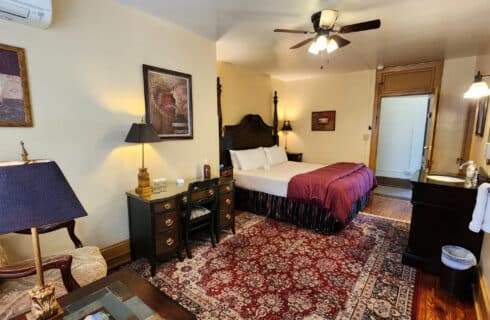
[234,147,267,171]
[264,145,288,166]
[229,150,240,169]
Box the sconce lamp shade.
[281,120,293,131]
[0,160,87,235]
[125,123,160,143]
[464,71,490,99]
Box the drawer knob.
[166,238,174,246]
[182,196,187,203]
[226,213,232,220]
[225,186,231,192]
[165,218,174,227]
[225,198,232,205]
[208,189,214,196]
[164,202,171,210]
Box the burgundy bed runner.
[287,162,376,223]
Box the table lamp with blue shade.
[0,143,88,320]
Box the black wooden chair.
[182,178,220,258]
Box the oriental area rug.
[124,212,417,320]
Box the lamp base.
[135,167,153,197]
[26,283,63,320]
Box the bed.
[217,81,376,233]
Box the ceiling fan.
[274,9,381,55]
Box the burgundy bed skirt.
[235,187,371,234]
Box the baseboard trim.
[474,267,490,320]
[100,239,131,270]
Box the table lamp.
[125,121,160,197]
[281,120,293,150]
[0,146,88,320]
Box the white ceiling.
[119,0,490,81]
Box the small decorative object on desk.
[152,178,167,193]
[203,160,211,179]
[176,178,185,186]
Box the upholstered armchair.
[0,220,107,319]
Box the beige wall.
[217,61,274,126]
[431,56,477,173]
[278,70,376,164]
[0,0,218,261]
[469,53,490,298]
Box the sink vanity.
[402,171,484,274]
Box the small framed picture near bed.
[312,110,336,131]
[143,64,193,139]
[0,43,32,127]
[475,97,488,137]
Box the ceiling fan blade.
[338,19,381,33]
[290,37,315,49]
[330,35,350,48]
[274,28,313,34]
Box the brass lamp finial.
[21,141,29,163]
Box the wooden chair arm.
[0,255,80,292]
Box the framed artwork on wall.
[143,64,193,139]
[475,97,488,137]
[312,110,336,131]
[0,43,32,127]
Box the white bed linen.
[234,161,324,197]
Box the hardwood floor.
[364,194,477,320]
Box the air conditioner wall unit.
[0,0,52,29]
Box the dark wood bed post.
[217,77,224,165]
[273,91,279,145]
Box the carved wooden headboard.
[217,77,280,167]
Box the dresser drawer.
[154,211,179,232]
[153,199,177,213]
[219,210,234,226]
[220,183,233,194]
[155,229,179,255]
[220,194,233,210]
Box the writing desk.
[126,177,234,275]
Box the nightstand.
[287,152,303,162]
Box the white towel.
[469,182,490,233]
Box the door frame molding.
[369,61,444,171]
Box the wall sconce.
[464,71,490,99]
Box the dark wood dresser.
[402,172,483,274]
[127,177,234,275]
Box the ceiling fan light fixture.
[326,38,339,53]
[316,35,328,51]
[319,9,338,29]
[308,42,320,55]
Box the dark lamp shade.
[125,123,160,143]
[281,120,293,131]
[0,160,87,234]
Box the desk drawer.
[220,183,233,194]
[155,229,179,255]
[154,211,179,232]
[219,210,233,227]
[220,194,233,210]
[153,199,177,213]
